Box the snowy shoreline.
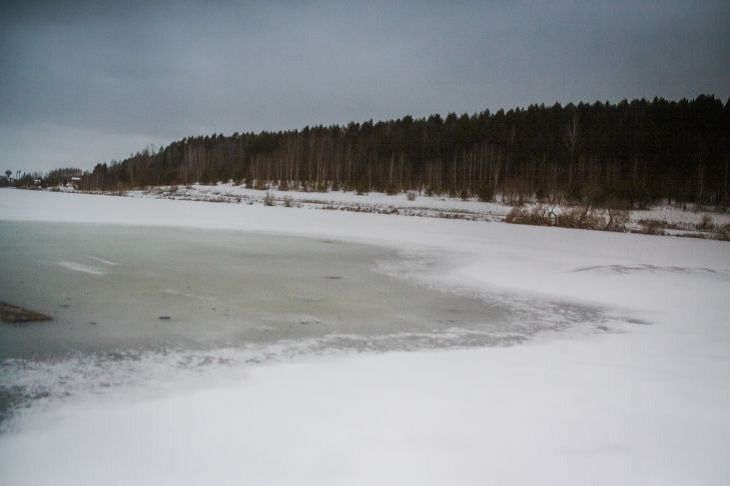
[1,188,729,485]
[39,182,730,239]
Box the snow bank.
[0,188,729,486]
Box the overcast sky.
[1,0,728,172]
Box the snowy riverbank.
[47,181,730,237]
[1,188,729,485]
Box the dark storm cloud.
[1,0,728,172]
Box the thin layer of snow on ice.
[85,255,119,266]
[56,260,106,275]
[0,188,729,486]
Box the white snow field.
[1,188,729,486]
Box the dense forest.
[11,95,730,206]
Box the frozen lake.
[2,191,727,486]
[3,221,514,356]
[0,221,602,425]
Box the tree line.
[11,95,730,206]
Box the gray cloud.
[2,0,728,172]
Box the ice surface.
[0,221,587,358]
[0,189,729,486]
[0,221,609,423]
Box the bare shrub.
[263,192,275,206]
[639,220,664,235]
[505,201,628,234]
[283,195,293,207]
[698,214,714,232]
[505,205,550,226]
[604,207,630,231]
[604,198,630,232]
[504,207,525,224]
[406,190,417,201]
[716,223,730,241]
[556,206,601,229]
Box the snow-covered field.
[130,182,513,214]
[124,182,730,232]
[1,188,729,485]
